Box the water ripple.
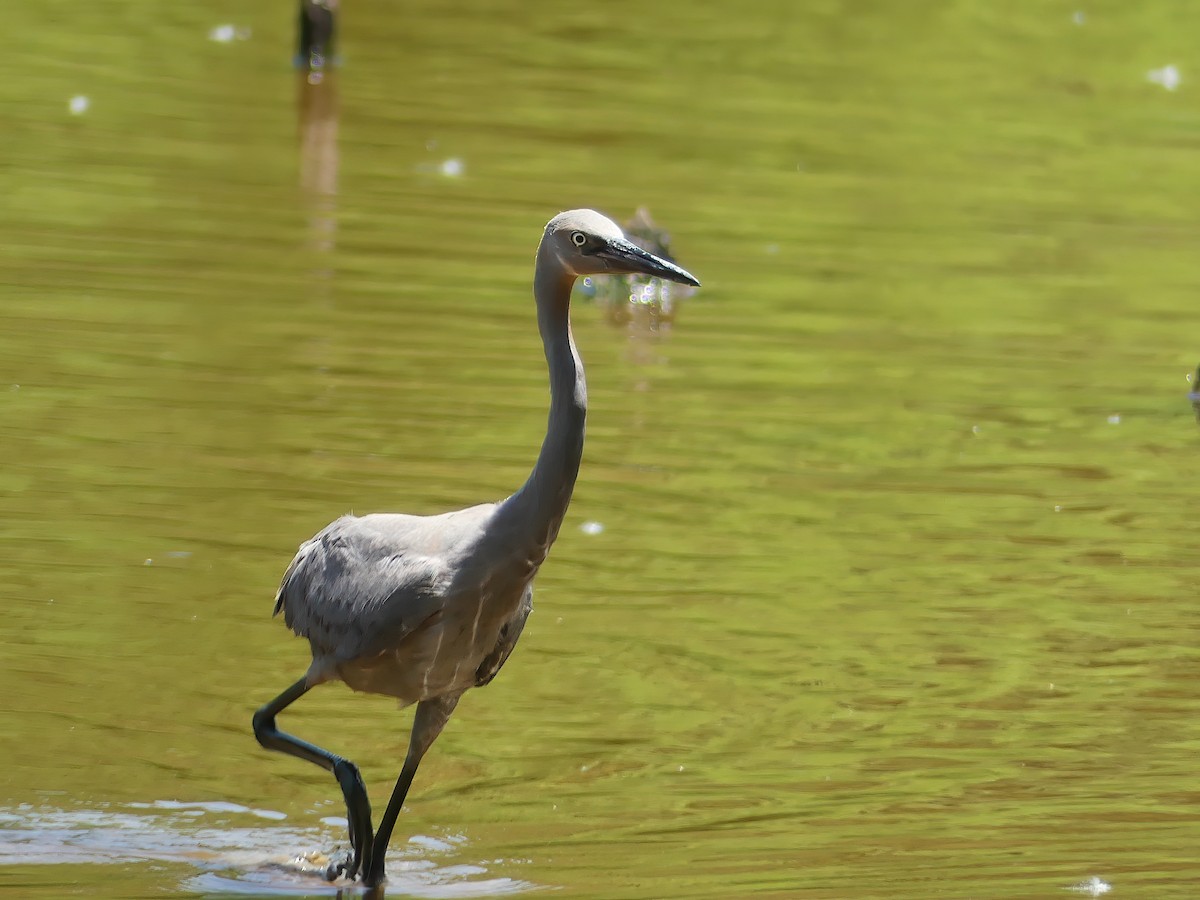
[0,803,533,897]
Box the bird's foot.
[321,854,345,883]
[323,849,353,882]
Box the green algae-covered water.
[1,2,1198,897]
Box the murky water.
[2,2,1198,898]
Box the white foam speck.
[208,24,252,43]
[1147,64,1181,91]
[1066,876,1112,896]
[408,834,454,852]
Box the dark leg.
[362,695,460,889]
[252,677,374,880]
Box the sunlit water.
[0,803,529,896]
[2,2,1199,899]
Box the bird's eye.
[571,232,587,247]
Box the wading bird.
[251,209,700,888]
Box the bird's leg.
[330,761,373,881]
[362,695,461,889]
[252,676,375,880]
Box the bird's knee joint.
[251,707,275,745]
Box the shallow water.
[0,803,528,897]
[2,2,1199,898]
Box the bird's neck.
[498,246,587,570]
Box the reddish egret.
[252,209,700,887]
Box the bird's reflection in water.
[582,207,700,387]
[193,829,533,897]
[584,207,698,334]
[194,844,530,897]
[583,207,699,380]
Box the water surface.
[2,2,1198,898]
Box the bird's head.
[543,209,700,287]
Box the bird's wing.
[273,517,449,664]
[474,585,533,687]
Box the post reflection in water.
[298,67,339,265]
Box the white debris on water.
[408,834,455,852]
[209,24,252,43]
[128,799,286,820]
[1146,64,1180,91]
[68,95,89,115]
[1066,875,1112,896]
[1072,10,1086,25]
[1107,414,1121,424]
[579,521,605,535]
[415,151,467,178]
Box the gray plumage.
[252,209,700,889]
[274,506,531,699]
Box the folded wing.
[274,516,448,664]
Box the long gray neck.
[497,243,587,569]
